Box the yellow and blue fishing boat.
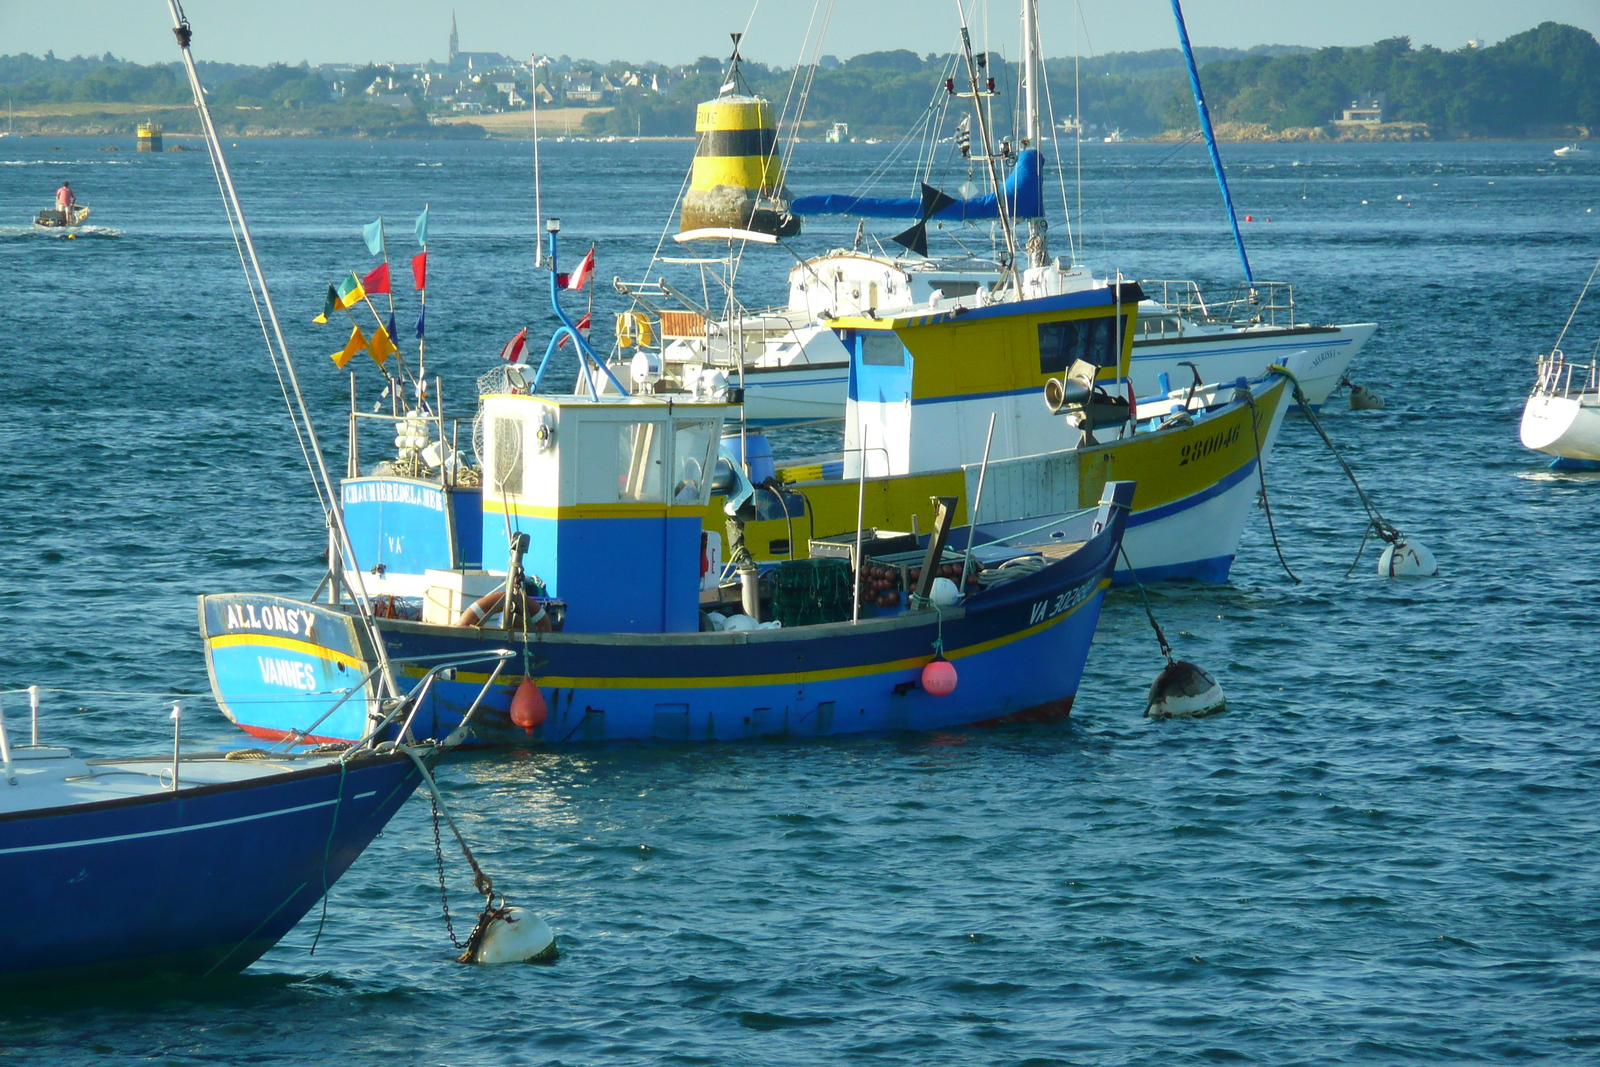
[711,281,1296,583]
[199,223,1137,745]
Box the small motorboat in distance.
[35,204,91,228]
[1554,143,1586,157]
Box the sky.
[2,0,1598,68]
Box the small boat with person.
[35,204,90,228]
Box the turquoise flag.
[363,217,384,257]
[414,205,429,248]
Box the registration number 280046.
[1177,423,1241,466]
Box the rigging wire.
[1552,251,1600,356]
[164,0,396,697]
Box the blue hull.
[0,752,423,986]
[201,500,1132,746]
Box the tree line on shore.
[2,21,1595,141]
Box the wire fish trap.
[767,558,853,627]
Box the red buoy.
[509,677,547,734]
[921,656,957,697]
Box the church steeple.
[448,11,459,68]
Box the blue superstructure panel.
[491,514,703,634]
[341,477,457,577]
[451,487,483,567]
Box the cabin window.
[491,415,525,496]
[672,420,719,505]
[573,419,666,503]
[619,422,664,502]
[860,333,905,366]
[932,281,981,299]
[1038,314,1128,374]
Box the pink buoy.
[921,656,957,697]
[509,677,547,734]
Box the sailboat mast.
[1021,0,1040,149]
[1169,0,1253,283]
[1020,0,1048,267]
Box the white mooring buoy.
[465,907,557,965]
[1378,539,1438,578]
[1145,660,1227,720]
[1348,383,1386,410]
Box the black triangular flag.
[918,182,958,221]
[891,221,928,257]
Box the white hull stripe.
[0,797,341,856]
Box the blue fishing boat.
[198,216,1135,746]
[0,705,426,987]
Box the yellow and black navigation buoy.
[136,122,163,152]
[679,35,799,238]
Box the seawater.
[1,136,1598,1065]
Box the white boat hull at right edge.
[1129,322,1377,410]
[1520,393,1600,461]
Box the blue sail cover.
[792,148,1043,221]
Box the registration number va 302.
[1028,580,1094,625]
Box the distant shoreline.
[1,110,1589,146]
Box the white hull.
[739,362,851,427]
[1115,380,1291,582]
[1128,323,1376,409]
[1520,393,1600,461]
[689,321,1373,425]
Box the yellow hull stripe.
[208,633,365,671]
[405,579,1109,690]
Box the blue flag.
[415,307,425,339]
[363,217,385,257]
[414,206,429,248]
[386,312,398,342]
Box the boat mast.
[1169,0,1253,283]
[1021,0,1049,268]
[955,6,1016,271]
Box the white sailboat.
[1520,253,1600,468]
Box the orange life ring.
[454,589,552,631]
[456,589,506,627]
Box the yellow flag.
[331,325,368,368]
[369,324,397,367]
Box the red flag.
[565,246,595,291]
[362,262,391,295]
[557,312,591,349]
[411,251,427,290]
[499,327,528,363]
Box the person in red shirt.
[55,181,75,220]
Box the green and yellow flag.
[312,284,338,324]
[368,324,397,367]
[337,271,366,309]
[331,325,368,368]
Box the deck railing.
[1140,279,1298,328]
[1533,351,1600,400]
